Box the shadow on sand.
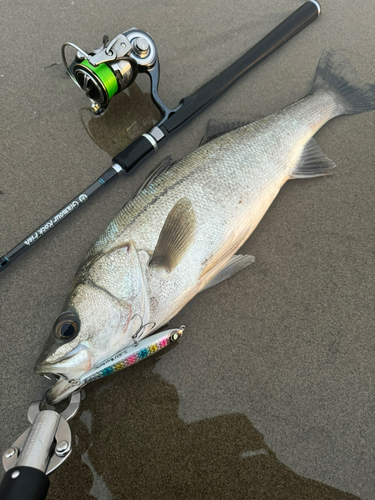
[79,81,160,158]
[49,351,359,500]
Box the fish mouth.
[35,344,93,403]
[35,344,92,378]
[46,377,83,404]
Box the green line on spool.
[80,60,118,100]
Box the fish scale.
[35,50,375,403]
[92,91,337,328]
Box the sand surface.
[0,1,374,498]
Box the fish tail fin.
[312,50,375,116]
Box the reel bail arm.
[62,28,175,118]
[0,1,321,273]
[112,1,321,169]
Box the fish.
[35,51,375,403]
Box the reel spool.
[62,29,171,118]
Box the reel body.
[62,29,171,118]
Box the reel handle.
[112,1,321,171]
[0,1,320,273]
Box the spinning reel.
[0,2,321,275]
[62,29,174,120]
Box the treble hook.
[131,313,156,345]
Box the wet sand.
[0,0,374,498]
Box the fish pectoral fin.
[200,119,251,146]
[149,197,196,273]
[291,138,336,179]
[200,254,255,292]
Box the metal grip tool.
[0,327,183,499]
[0,389,81,500]
[0,1,321,274]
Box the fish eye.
[54,311,80,341]
[59,322,76,338]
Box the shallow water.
[48,354,359,499]
[78,83,160,158]
[1,0,375,498]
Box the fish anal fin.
[291,138,336,179]
[200,254,255,292]
[149,197,196,273]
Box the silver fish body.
[95,92,336,324]
[35,51,375,402]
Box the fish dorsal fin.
[292,138,336,179]
[200,119,251,146]
[135,156,180,196]
[149,197,196,272]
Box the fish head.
[35,241,150,402]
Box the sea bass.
[36,51,375,402]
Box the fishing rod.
[0,0,321,275]
[1,3,322,498]
[0,3,321,496]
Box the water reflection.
[49,353,359,500]
[79,83,161,157]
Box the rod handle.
[112,135,155,171]
[161,1,321,134]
